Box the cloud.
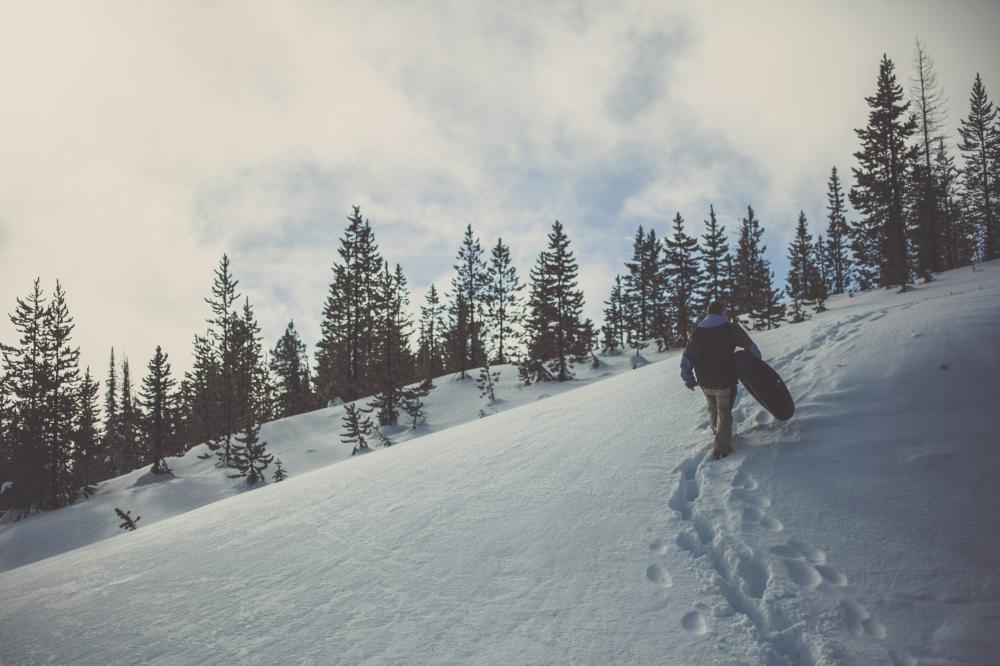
[1,1,998,378]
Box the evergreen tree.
[732,206,766,322]
[448,224,488,377]
[370,263,414,426]
[622,226,663,344]
[0,372,13,502]
[662,212,702,345]
[115,507,140,531]
[272,458,288,482]
[417,285,447,379]
[754,271,786,331]
[401,378,434,430]
[204,254,241,463]
[477,361,499,404]
[315,206,384,403]
[102,348,121,474]
[957,73,1000,261]
[118,358,144,473]
[0,280,48,511]
[178,334,219,453]
[934,138,975,268]
[849,54,918,291]
[601,275,626,353]
[229,420,272,485]
[270,320,314,419]
[44,281,81,507]
[340,403,375,456]
[139,346,176,475]
[786,212,819,322]
[73,367,103,492]
[824,167,853,294]
[483,238,524,364]
[699,205,730,309]
[910,39,948,277]
[521,221,588,382]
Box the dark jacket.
[680,315,760,390]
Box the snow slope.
[0,346,669,574]
[1,262,999,665]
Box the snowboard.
[733,350,794,421]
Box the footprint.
[788,540,826,564]
[841,597,885,639]
[815,565,848,586]
[649,539,668,555]
[770,544,804,560]
[675,530,703,556]
[646,563,673,587]
[742,506,764,523]
[738,554,770,599]
[759,515,784,531]
[730,488,770,509]
[681,610,708,635]
[784,559,823,589]
[733,470,758,491]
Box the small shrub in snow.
[115,508,140,531]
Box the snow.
[2,261,999,665]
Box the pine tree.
[0,372,13,503]
[754,271,786,331]
[448,225,488,377]
[229,419,272,485]
[270,320,314,419]
[934,138,975,268]
[910,39,948,278]
[139,346,176,475]
[401,377,434,430]
[272,458,288,482]
[662,212,702,345]
[824,167,853,294]
[178,334,219,453]
[957,73,1000,261]
[521,221,587,382]
[44,281,81,508]
[73,368,103,492]
[699,205,730,309]
[849,54,919,291]
[477,361,499,404]
[0,280,48,511]
[601,275,626,353]
[369,263,413,426]
[733,206,766,322]
[786,212,819,322]
[118,358,144,473]
[622,226,663,345]
[483,239,524,364]
[417,285,447,379]
[101,348,121,475]
[115,507,140,531]
[340,403,375,456]
[203,254,241,464]
[315,206,384,403]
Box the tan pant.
[702,386,734,455]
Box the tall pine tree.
[957,73,999,261]
[662,213,702,345]
[483,238,524,364]
[824,167,853,294]
[699,205,730,309]
[849,54,918,291]
[270,320,314,418]
[521,221,588,382]
[139,346,176,475]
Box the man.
[680,301,761,459]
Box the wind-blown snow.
[1,261,999,665]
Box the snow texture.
[1,261,999,665]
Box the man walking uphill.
[680,301,761,459]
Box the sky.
[1,0,998,378]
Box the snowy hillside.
[0,348,670,574]
[2,261,999,665]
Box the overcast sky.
[2,1,998,377]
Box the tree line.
[2,42,997,514]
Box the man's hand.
[685,379,697,391]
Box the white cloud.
[1,1,997,378]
